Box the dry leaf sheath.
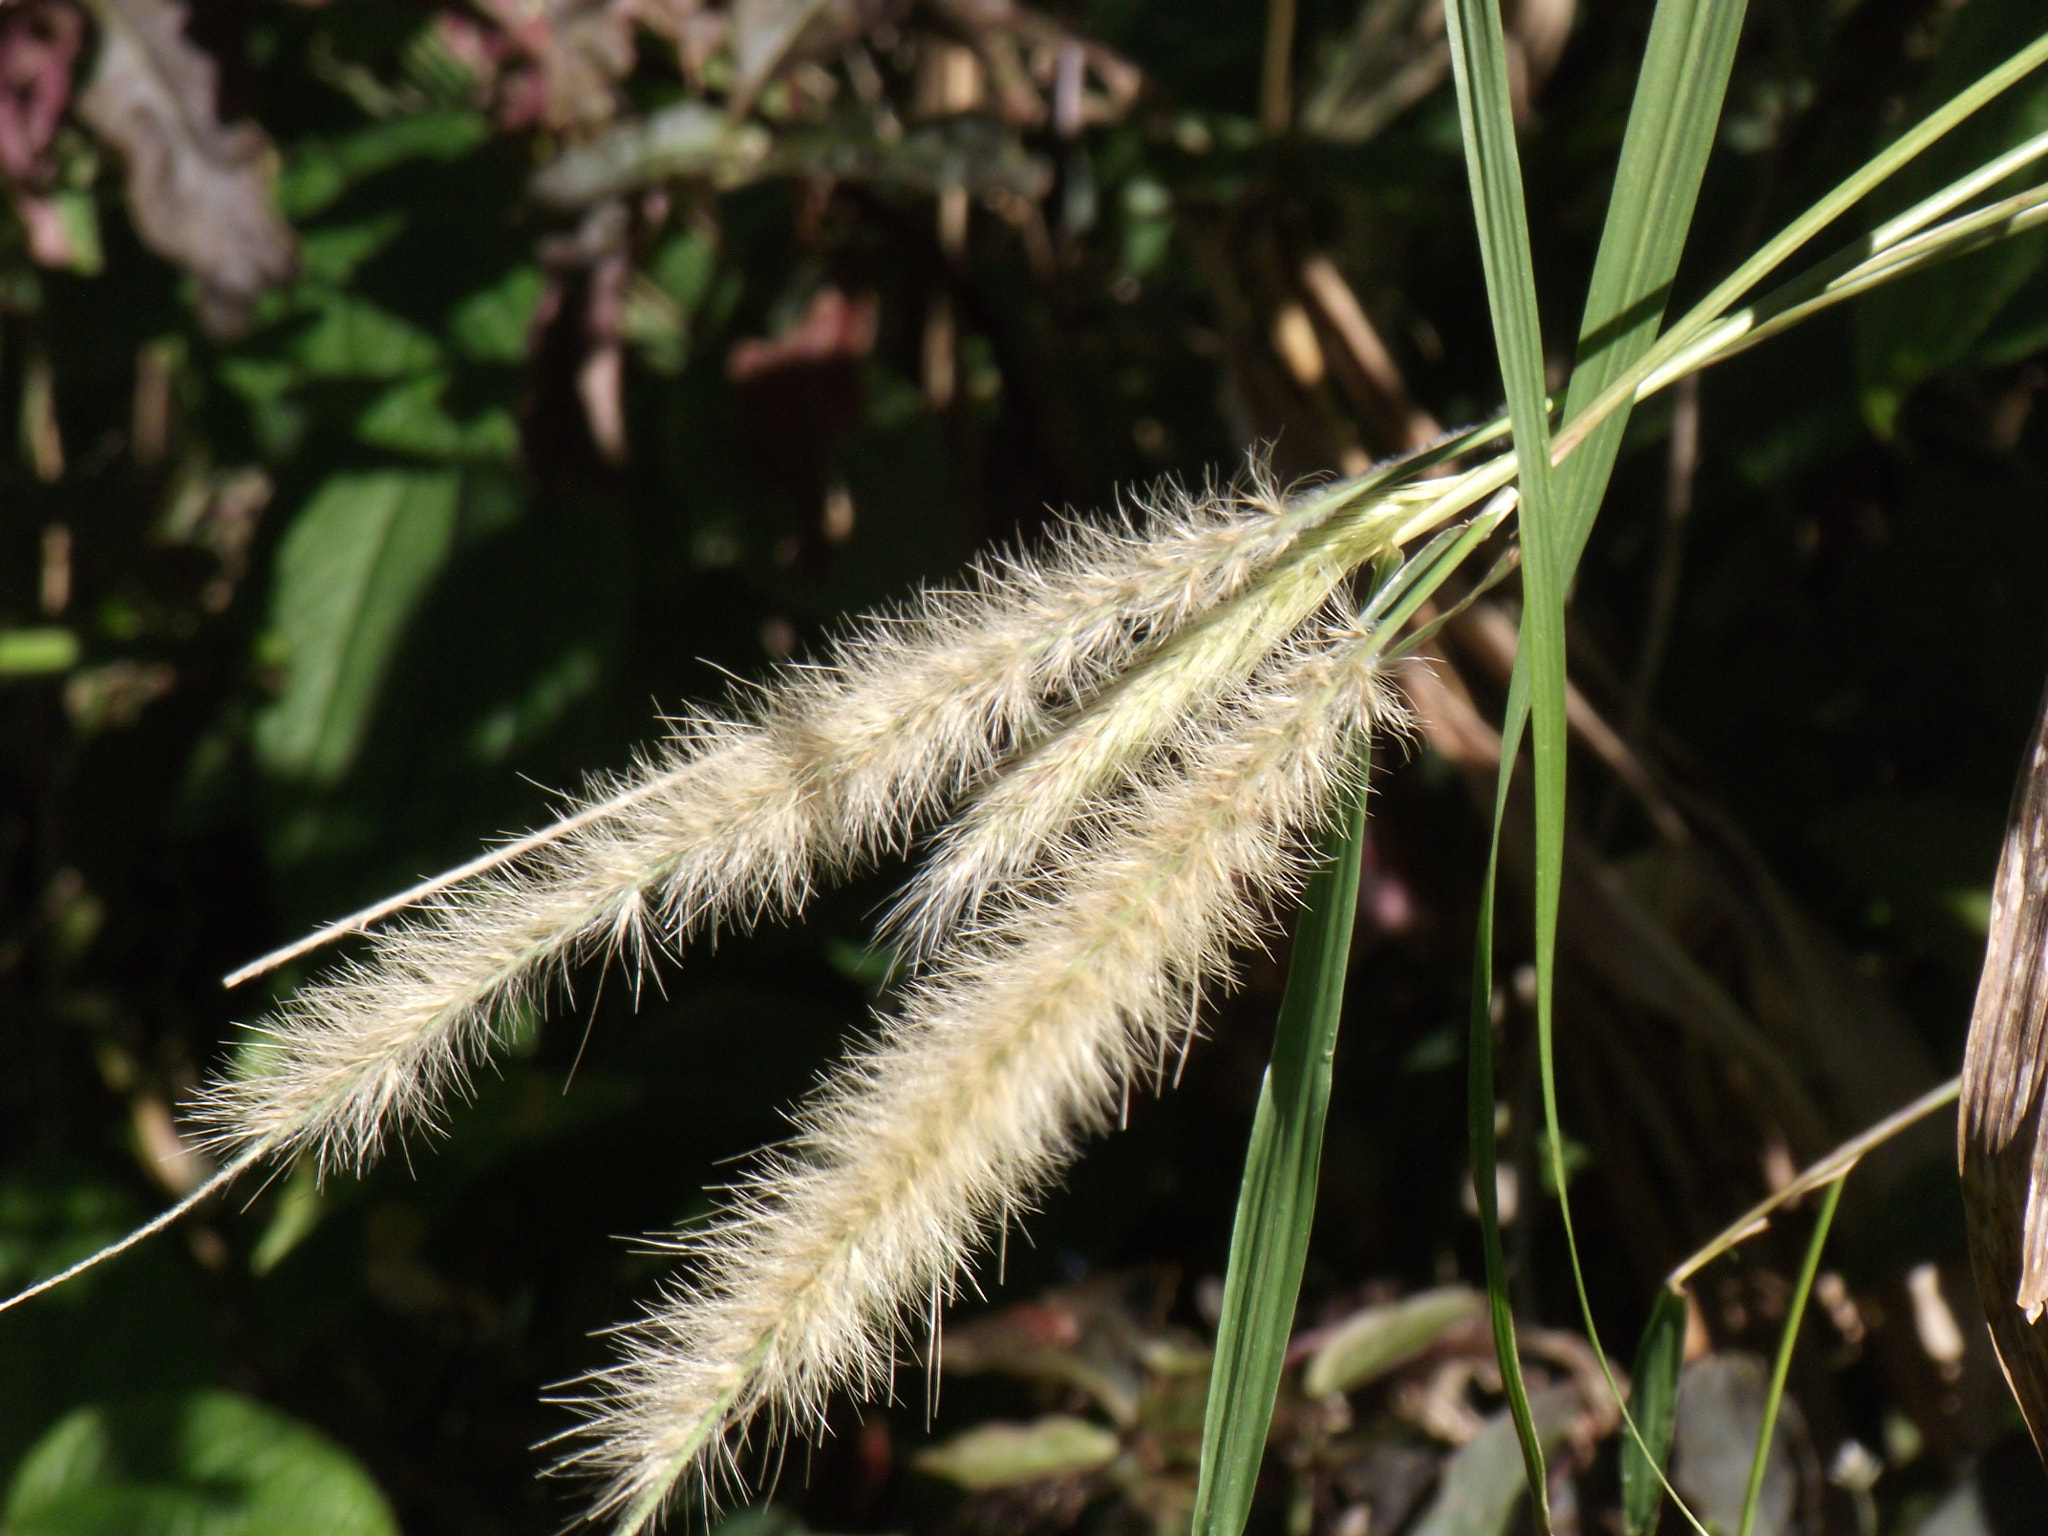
[1960,678,2048,1455]
[152,458,1453,1528]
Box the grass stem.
[1738,1176,1844,1536]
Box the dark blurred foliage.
[4,0,2048,1532]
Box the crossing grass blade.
[1441,0,1748,1524]
[1554,27,2048,465]
[1189,753,1371,1536]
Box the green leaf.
[253,470,460,784]
[3,1390,399,1536]
[0,1174,136,1295]
[1189,756,1369,1536]
[650,229,717,313]
[1440,0,1557,553]
[1440,0,1565,1512]
[1463,825,1546,1518]
[279,109,493,220]
[294,213,408,292]
[1860,225,2048,436]
[4,1392,397,1536]
[1621,1288,1689,1536]
[356,374,518,461]
[1300,1286,1484,1399]
[291,295,442,379]
[466,644,602,763]
[622,276,690,375]
[912,1416,1122,1491]
[248,1161,324,1278]
[1974,260,2048,366]
[1554,0,1749,557]
[1554,28,2048,466]
[1858,6,2048,435]
[448,267,546,364]
[0,631,79,676]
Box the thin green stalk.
[1739,1177,1844,1536]
[1671,179,2048,377]
[1442,0,1747,1530]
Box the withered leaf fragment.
[1961,677,2048,1460]
[77,0,296,337]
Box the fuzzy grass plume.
[191,465,1427,1177]
[566,611,1403,1530]
[1,445,1482,1527]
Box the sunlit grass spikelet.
[190,468,1382,1176]
[882,532,1368,959]
[567,612,1401,1531]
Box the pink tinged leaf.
[15,190,75,266]
[726,286,879,381]
[0,1,84,183]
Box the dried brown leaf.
[1961,679,2048,1460]
[76,0,295,337]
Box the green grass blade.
[1439,0,1560,1515]
[1739,1178,1845,1536]
[1189,753,1371,1536]
[1443,0,1748,1527]
[1531,0,1747,1458]
[1621,1287,1689,1536]
[1440,0,1558,560]
[1464,797,1550,1522]
[1673,180,2048,373]
[1685,26,2048,341]
[1556,28,2048,463]
[1555,0,1749,563]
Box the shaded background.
[4,0,2048,1531]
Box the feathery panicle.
[190,717,813,1172]
[192,467,1386,1176]
[884,531,1370,958]
[568,612,1403,1532]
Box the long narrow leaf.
[1463,803,1547,1518]
[1527,0,1750,1445]
[1440,0,1562,1516]
[1189,753,1371,1536]
[1443,0,1750,1524]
